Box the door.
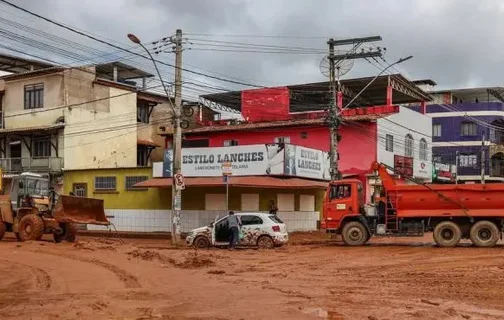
[324,183,354,229]
[239,214,264,245]
[10,140,21,172]
[213,216,230,245]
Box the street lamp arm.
[128,35,176,113]
[341,55,413,111]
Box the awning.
[137,138,160,148]
[134,176,328,189]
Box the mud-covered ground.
[1,232,504,320]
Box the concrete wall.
[64,83,137,170]
[1,73,65,128]
[377,106,433,181]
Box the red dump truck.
[322,162,504,247]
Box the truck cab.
[322,179,365,232]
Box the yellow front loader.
[0,172,109,242]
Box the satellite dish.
[319,50,354,79]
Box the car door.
[239,214,264,246]
[213,216,230,246]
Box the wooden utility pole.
[172,29,183,244]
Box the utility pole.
[172,28,183,243]
[327,39,338,181]
[326,36,383,181]
[481,130,485,184]
[455,151,459,185]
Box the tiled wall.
[87,209,319,233]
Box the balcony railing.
[0,157,63,173]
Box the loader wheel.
[470,220,499,247]
[54,223,77,243]
[0,222,6,240]
[341,221,369,246]
[66,224,77,243]
[18,215,44,242]
[433,221,461,247]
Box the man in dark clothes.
[227,211,242,250]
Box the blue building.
[409,83,504,183]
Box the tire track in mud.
[0,259,52,290]
[26,250,141,289]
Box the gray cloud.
[3,0,504,98]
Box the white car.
[186,212,289,249]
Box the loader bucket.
[52,195,109,225]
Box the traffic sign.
[222,162,232,176]
[174,173,185,190]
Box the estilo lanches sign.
[162,144,330,180]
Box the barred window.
[32,137,51,157]
[419,138,428,161]
[405,134,414,157]
[94,176,116,191]
[125,176,148,190]
[24,84,44,109]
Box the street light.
[342,55,413,111]
[127,33,174,112]
[127,32,182,244]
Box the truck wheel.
[470,220,499,247]
[433,221,461,247]
[0,222,6,240]
[341,221,369,246]
[18,215,44,242]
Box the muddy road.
[0,232,503,320]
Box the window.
[223,140,238,147]
[433,124,441,137]
[24,84,44,109]
[329,184,352,199]
[125,176,148,190]
[73,183,87,197]
[274,137,291,144]
[268,215,284,224]
[240,215,263,226]
[459,154,478,168]
[461,122,477,136]
[32,137,51,158]
[182,139,209,148]
[385,134,394,152]
[137,146,149,167]
[94,176,116,191]
[419,138,428,161]
[137,105,149,123]
[405,134,414,157]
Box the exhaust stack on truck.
[322,162,504,247]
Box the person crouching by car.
[228,211,242,250]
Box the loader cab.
[11,173,50,210]
[322,179,364,231]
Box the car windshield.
[268,215,283,224]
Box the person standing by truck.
[269,200,278,215]
[227,211,242,250]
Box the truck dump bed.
[374,162,504,218]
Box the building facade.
[409,86,504,183]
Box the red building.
[161,74,431,200]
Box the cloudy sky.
[3,0,504,100]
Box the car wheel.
[193,236,210,248]
[257,235,274,249]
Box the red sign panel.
[394,155,413,177]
